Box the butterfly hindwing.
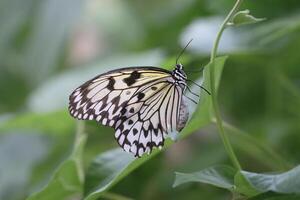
[114,82,184,157]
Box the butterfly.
[68,41,209,157]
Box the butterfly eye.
[176,63,183,70]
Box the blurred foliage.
[0,0,300,199]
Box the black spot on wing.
[126,91,131,95]
[107,77,115,90]
[133,128,138,135]
[123,71,141,86]
[120,108,127,115]
[137,92,145,100]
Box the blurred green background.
[1,0,300,199]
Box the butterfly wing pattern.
[69,66,188,157]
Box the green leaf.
[182,56,228,134]
[234,171,260,197]
[83,56,228,199]
[26,130,87,200]
[173,165,236,190]
[84,149,136,200]
[85,148,167,200]
[231,10,265,26]
[234,165,300,199]
[241,165,300,194]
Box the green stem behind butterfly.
[209,0,243,171]
[76,121,85,140]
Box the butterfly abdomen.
[177,97,189,132]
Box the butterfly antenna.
[184,94,198,104]
[176,39,193,65]
[187,79,211,95]
[186,86,200,98]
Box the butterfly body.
[69,64,190,157]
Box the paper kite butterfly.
[68,42,208,157]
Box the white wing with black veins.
[69,67,187,157]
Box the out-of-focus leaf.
[222,121,290,171]
[241,165,300,194]
[248,13,300,46]
[0,0,35,60]
[231,10,265,26]
[27,50,164,113]
[0,111,73,135]
[0,133,49,200]
[23,0,83,85]
[88,0,144,49]
[0,0,36,112]
[180,17,241,54]
[173,165,236,189]
[83,56,227,199]
[27,129,86,200]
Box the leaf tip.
[231,9,266,26]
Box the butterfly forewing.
[69,67,170,125]
[69,66,187,157]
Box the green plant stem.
[209,0,243,170]
[73,121,86,155]
[73,121,86,186]
[76,121,85,140]
[210,0,244,62]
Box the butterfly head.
[173,63,187,83]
